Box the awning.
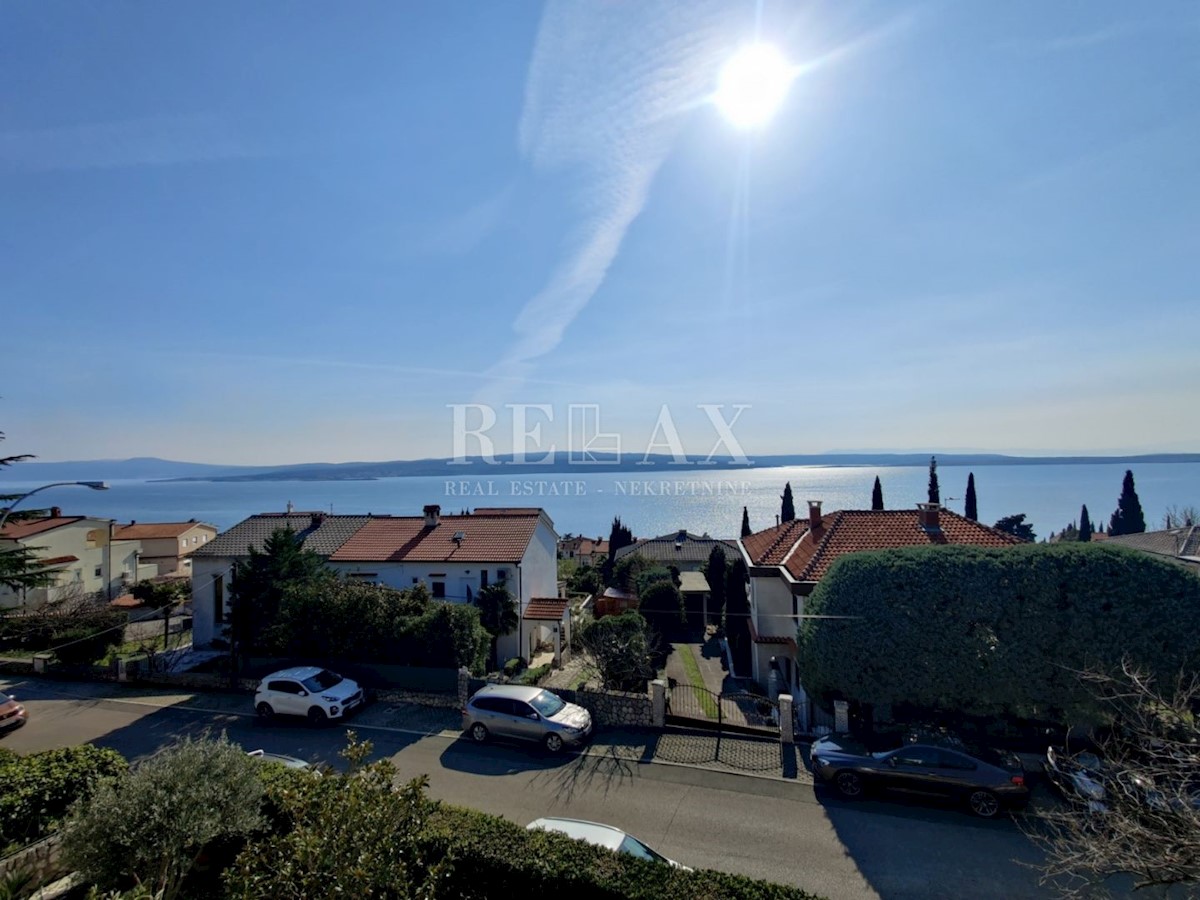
[523,597,569,621]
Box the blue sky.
[3,1,1197,464]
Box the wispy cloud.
[0,114,266,173]
[483,1,737,392]
[418,184,515,255]
[1002,22,1142,54]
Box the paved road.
[0,677,1054,900]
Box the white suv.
[254,666,364,725]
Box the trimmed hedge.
[0,744,127,850]
[798,543,1200,721]
[419,806,820,900]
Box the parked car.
[810,730,1028,818]
[527,817,690,869]
[254,667,364,725]
[1045,745,1200,814]
[245,749,314,770]
[0,693,27,731]
[463,684,592,753]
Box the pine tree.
[1109,470,1147,536]
[1079,505,1093,542]
[780,483,796,522]
[871,477,884,511]
[927,456,940,505]
[964,473,978,521]
[740,506,751,538]
[0,427,55,593]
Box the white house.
[0,509,149,609]
[329,505,559,663]
[190,505,559,663]
[738,501,1023,730]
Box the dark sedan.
[810,732,1029,818]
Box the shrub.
[50,618,123,667]
[0,745,126,850]
[798,543,1200,722]
[581,612,657,692]
[419,805,820,899]
[61,735,266,900]
[518,663,551,686]
[503,657,524,678]
[225,736,438,899]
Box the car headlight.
[322,695,338,702]
[561,724,581,733]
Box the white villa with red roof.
[738,500,1022,730]
[191,505,559,663]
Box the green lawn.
[678,645,719,719]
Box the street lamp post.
[0,481,109,531]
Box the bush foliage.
[580,611,657,692]
[797,544,1200,721]
[0,744,126,850]
[62,735,266,900]
[265,579,489,673]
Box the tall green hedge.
[0,744,127,850]
[797,543,1200,722]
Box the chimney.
[423,504,441,528]
[808,500,823,532]
[917,502,942,532]
[50,506,62,518]
[310,512,326,526]
[286,501,294,514]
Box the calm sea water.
[3,463,1197,542]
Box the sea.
[2,462,1197,542]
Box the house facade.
[112,520,219,577]
[559,535,609,567]
[0,510,148,608]
[190,505,559,663]
[330,506,558,662]
[738,501,1022,729]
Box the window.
[267,680,302,694]
[302,670,343,692]
[480,569,489,588]
[213,574,225,625]
[94,566,103,578]
[432,581,446,598]
[938,750,978,771]
[528,691,566,718]
[892,747,942,767]
[618,836,668,864]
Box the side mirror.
[528,712,540,720]
[298,689,308,697]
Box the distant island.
[7,452,1196,484]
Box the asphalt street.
[0,677,1055,900]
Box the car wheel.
[544,733,564,753]
[835,771,864,799]
[307,706,328,726]
[470,723,489,743]
[256,702,274,720]
[968,790,1001,818]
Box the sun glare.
[714,43,795,129]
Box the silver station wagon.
[463,684,592,753]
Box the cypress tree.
[740,506,752,538]
[781,483,796,523]
[1079,505,1093,542]
[927,456,941,505]
[871,477,884,511]
[1109,469,1146,536]
[964,473,978,521]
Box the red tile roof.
[36,555,79,566]
[111,594,144,608]
[470,508,542,517]
[0,516,86,540]
[523,597,569,621]
[114,521,213,540]
[330,511,542,563]
[741,509,1023,583]
[747,620,797,653]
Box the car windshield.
[529,690,566,718]
[302,670,343,692]
[619,835,669,863]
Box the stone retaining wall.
[555,687,654,727]
[0,836,64,891]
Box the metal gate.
[666,683,780,737]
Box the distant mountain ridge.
[5,452,1196,484]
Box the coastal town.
[3,454,1198,898]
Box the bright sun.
[714,43,795,129]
